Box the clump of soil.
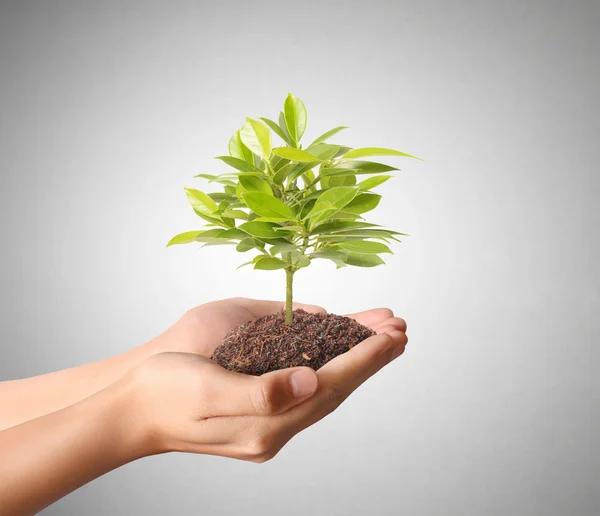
[211,309,375,375]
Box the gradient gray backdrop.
[0,1,598,515]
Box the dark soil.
[211,309,375,375]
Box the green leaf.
[210,178,238,186]
[272,147,320,163]
[342,147,421,160]
[215,173,242,181]
[328,174,356,187]
[238,221,281,239]
[345,252,385,267]
[272,155,290,172]
[194,211,225,227]
[269,241,301,256]
[343,193,381,214]
[357,175,392,190]
[300,199,316,219]
[242,192,294,220]
[185,187,218,215]
[236,238,256,252]
[278,111,294,145]
[273,163,297,185]
[288,161,321,182]
[294,254,311,268]
[326,211,361,221]
[305,186,359,222]
[221,209,249,220]
[208,192,236,203]
[311,220,380,234]
[240,118,271,159]
[238,174,272,195]
[194,173,236,186]
[283,93,307,143]
[310,250,348,268]
[305,143,340,161]
[302,170,317,191]
[194,173,218,181]
[216,156,262,173]
[223,200,246,208]
[309,126,348,146]
[193,229,231,241]
[228,130,254,164]
[334,146,352,158]
[221,217,236,228]
[318,229,399,242]
[253,217,297,224]
[200,240,238,247]
[235,181,245,200]
[225,171,264,180]
[316,168,349,177]
[274,225,304,232]
[216,228,248,240]
[166,231,202,247]
[254,256,289,270]
[260,117,293,146]
[337,240,392,254]
[338,161,398,173]
[322,162,398,176]
[300,188,334,204]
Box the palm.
[169,298,406,358]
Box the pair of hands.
[121,298,408,462]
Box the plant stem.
[285,265,294,326]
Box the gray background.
[0,0,598,515]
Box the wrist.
[92,375,157,461]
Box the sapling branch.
[168,93,419,328]
[285,261,294,326]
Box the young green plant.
[168,94,419,325]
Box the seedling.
[168,94,419,325]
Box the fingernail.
[290,369,318,397]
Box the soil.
[211,309,375,375]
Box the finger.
[278,330,407,431]
[233,298,326,318]
[201,361,319,417]
[345,308,394,329]
[375,324,401,335]
[197,331,407,456]
[373,317,407,333]
[317,330,407,393]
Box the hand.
[153,298,325,356]
[0,299,406,516]
[154,297,406,357]
[123,301,407,462]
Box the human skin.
[0,298,329,430]
[0,298,408,515]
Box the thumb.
[202,363,318,417]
